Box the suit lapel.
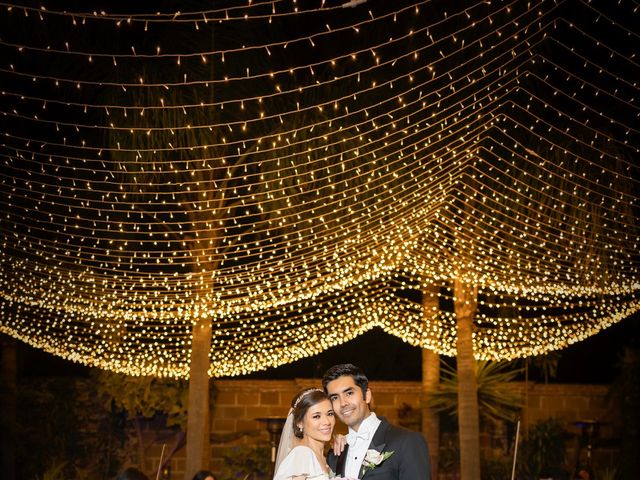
[359,420,390,479]
[336,444,348,477]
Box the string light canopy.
[0,0,638,377]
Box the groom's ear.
[365,388,372,405]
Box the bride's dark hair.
[291,388,329,439]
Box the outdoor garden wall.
[140,379,614,479]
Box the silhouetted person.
[192,470,216,480]
[116,467,149,480]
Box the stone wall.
[146,379,617,479]
[515,382,616,471]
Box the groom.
[323,363,431,479]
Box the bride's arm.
[331,434,347,455]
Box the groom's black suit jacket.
[327,417,431,479]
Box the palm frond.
[427,360,523,423]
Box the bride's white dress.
[273,445,331,480]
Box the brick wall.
[514,382,616,470]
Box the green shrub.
[517,418,572,480]
[218,443,272,480]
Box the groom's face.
[325,375,371,431]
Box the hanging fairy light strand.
[0,0,638,377]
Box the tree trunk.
[0,335,17,480]
[184,318,212,480]
[421,283,440,479]
[454,279,481,480]
[422,348,440,479]
[183,217,219,479]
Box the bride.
[273,388,336,480]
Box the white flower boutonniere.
[362,449,394,473]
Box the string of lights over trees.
[1,0,637,377]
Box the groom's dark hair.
[322,363,369,397]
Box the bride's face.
[299,398,335,443]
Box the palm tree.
[421,283,441,479]
[102,23,398,475]
[102,51,279,476]
[453,279,481,479]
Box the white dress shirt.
[344,412,382,479]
